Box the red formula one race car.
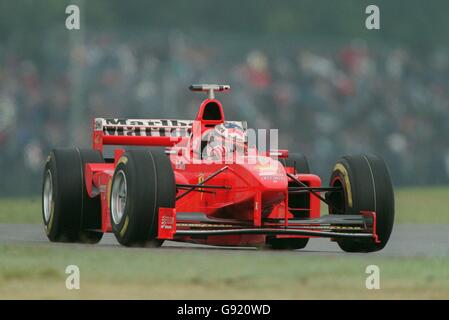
[42,84,394,252]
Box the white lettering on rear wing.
[94,118,247,137]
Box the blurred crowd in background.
[1,32,449,195]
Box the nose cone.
[244,156,288,190]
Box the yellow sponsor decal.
[117,156,128,166]
[198,174,205,199]
[107,179,112,209]
[255,163,273,171]
[94,134,101,146]
[333,163,353,208]
[119,216,129,237]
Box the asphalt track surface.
[0,224,448,257]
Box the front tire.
[328,154,394,252]
[109,149,176,247]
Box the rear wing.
[92,118,247,151]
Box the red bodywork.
[84,95,379,247]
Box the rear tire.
[328,154,394,252]
[42,148,104,243]
[109,149,176,247]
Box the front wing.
[158,210,380,244]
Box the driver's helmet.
[213,122,246,144]
[200,122,246,161]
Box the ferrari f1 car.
[42,84,394,252]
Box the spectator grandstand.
[1,31,448,195]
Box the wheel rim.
[43,170,53,223]
[111,170,127,225]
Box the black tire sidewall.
[42,152,61,240]
[42,148,104,243]
[42,149,83,242]
[110,149,175,247]
[110,153,157,245]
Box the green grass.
[394,186,449,223]
[0,187,448,299]
[0,197,41,224]
[1,186,448,224]
[0,244,448,299]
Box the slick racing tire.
[42,148,104,243]
[109,149,176,247]
[328,154,395,252]
[267,153,310,250]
